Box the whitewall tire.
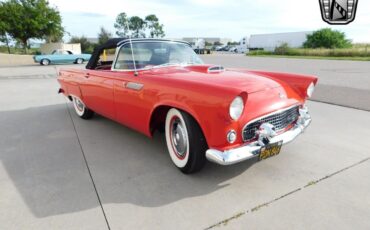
[72,96,94,119]
[165,108,207,173]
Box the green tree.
[69,36,94,54]
[145,14,165,38]
[114,12,129,37]
[129,16,146,38]
[227,41,239,46]
[0,6,11,54]
[213,41,223,46]
[115,13,165,38]
[274,43,290,55]
[0,34,11,54]
[0,0,64,53]
[98,27,112,45]
[304,28,352,49]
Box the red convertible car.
[57,38,317,173]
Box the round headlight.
[307,82,315,98]
[229,96,244,120]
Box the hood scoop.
[207,65,225,73]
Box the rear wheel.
[72,96,94,119]
[165,108,207,174]
[40,59,50,66]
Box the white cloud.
[187,0,229,7]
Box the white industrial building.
[237,31,312,53]
[40,43,82,54]
[182,37,232,45]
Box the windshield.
[114,41,203,70]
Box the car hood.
[148,65,282,94]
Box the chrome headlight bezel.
[307,82,315,98]
[229,96,244,121]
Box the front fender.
[247,70,318,99]
[149,101,206,137]
[148,94,235,150]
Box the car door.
[113,73,151,133]
[79,70,116,120]
[64,50,74,63]
[52,50,65,63]
[111,43,153,133]
[61,50,73,63]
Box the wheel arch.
[40,58,51,65]
[75,58,84,63]
[148,103,209,146]
[66,85,83,101]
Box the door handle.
[84,73,90,78]
[125,82,144,91]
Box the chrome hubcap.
[171,117,187,157]
[75,98,84,111]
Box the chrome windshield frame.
[111,40,200,72]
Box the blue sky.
[50,0,370,42]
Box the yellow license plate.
[259,141,283,160]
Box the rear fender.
[58,71,83,99]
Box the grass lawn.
[248,45,370,61]
[247,54,370,61]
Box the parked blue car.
[33,49,92,66]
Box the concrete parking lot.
[0,55,369,229]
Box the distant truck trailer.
[237,31,312,53]
[192,38,211,55]
[249,31,312,51]
[237,37,249,53]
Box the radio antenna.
[125,21,138,76]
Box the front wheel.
[40,59,50,66]
[165,108,207,174]
[72,96,94,119]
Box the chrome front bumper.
[205,107,312,165]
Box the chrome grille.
[242,106,300,142]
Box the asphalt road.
[0,56,369,229]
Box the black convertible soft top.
[85,38,190,70]
[85,38,127,69]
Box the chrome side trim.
[206,106,311,165]
[125,82,144,91]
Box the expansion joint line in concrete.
[65,101,111,230]
[205,156,370,229]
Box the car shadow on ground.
[0,103,255,218]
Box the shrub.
[304,28,352,49]
[248,50,273,56]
